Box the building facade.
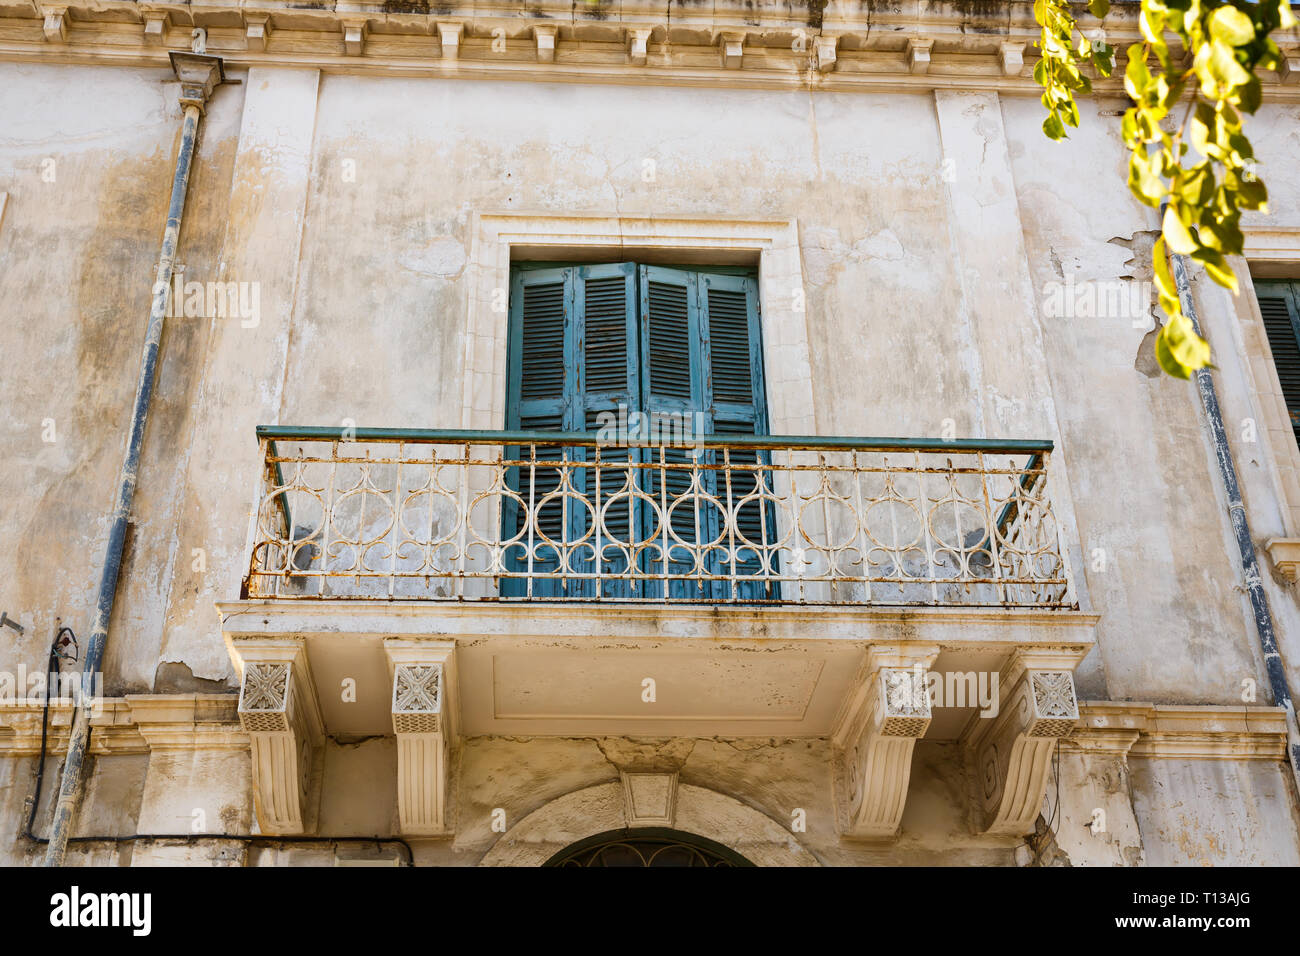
[3,0,1300,866]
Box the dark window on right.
[1255,279,1300,449]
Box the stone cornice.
[0,694,1289,761]
[2,0,1299,100]
[1067,701,1289,760]
[0,694,244,756]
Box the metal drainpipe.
[1164,214,1300,792]
[42,50,225,866]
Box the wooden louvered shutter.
[504,267,575,596]
[573,263,639,596]
[638,265,708,598]
[699,274,774,600]
[1256,280,1300,449]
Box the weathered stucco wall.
[1129,756,1300,865]
[3,66,1284,700]
[0,62,244,694]
[4,60,1300,865]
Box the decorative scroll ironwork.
[545,829,749,867]
[243,429,1074,608]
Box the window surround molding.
[1236,226,1300,580]
[460,213,815,436]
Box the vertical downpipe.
[1166,227,1300,794]
[42,52,224,867]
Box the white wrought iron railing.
[242,427,1075,608]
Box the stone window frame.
[1235,226,1300,578]
[459,214,815,435]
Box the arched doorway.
[478,781,820,866]
[544,827,754,867]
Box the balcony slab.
[220,600,1097,739]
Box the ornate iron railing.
[243,427,1075,608]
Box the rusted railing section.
[243,427,1075,608]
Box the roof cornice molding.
[2,0,1299,99]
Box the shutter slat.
[706,287,755,404]
[647,280,693,401]
[519,281,566,403]
[583,275,632,395]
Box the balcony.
[224,427,1095,839]
[242,427,1076,609]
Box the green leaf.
[1125,44,1151,99]
[1129,150,1166,205]
[1236,74,1262,114]
[1163,206,1198,255]
[1178,164,1216,205]
[1279,0,1299,31]
[1208,39,1252,89]
[1237,176,1268,211]
[1140,7,1166,45]
[1156,327,1192,378]
[1208,5,1256,45]
[1190,102,1224,159]
[1152,237,1179,303]
[1156,314,1213,378]
[1092,46,1115,77]
[1089,0,1110,17]
[1192,246,1240,291]
[1043,110,1067,140]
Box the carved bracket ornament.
[832,646,940,840]
[970,668,1080,836]
[387,641,457,836]
[236,648,324,835]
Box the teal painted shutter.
[573,263,639,596]
[638,266,710,599]
[1256,280,1300,449]
[506,262,772,601]
[503,267,574,595]
[699,273,775,600]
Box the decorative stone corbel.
[814,35,837,73]
[142,9,168,46]
[438,22,462,61]
[966,653,1079,836]
[41,5,68,43]
[245,14,271,52]
[907,38,933,74]
[832,644,940,839]
[1266,538,1300,582]
[628,27,653,66]
[235,641,324,836]
[621,771,678,827]
[341,17,367,56]
[386,640,457,836]
[1279,55,1300,84]
[719,31,744,69]
[535,24,557,62]
[999,40,1025,76]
